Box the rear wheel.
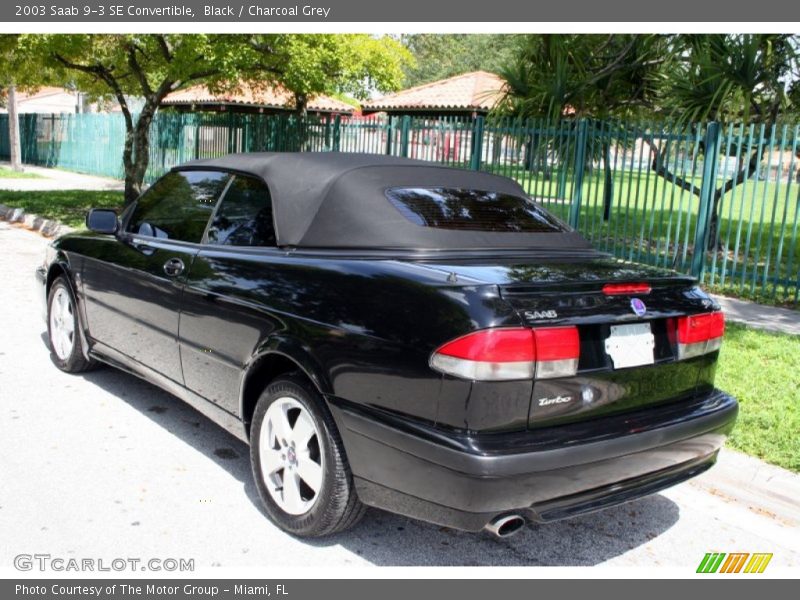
[47,277,95,373]
[250,375,365,537]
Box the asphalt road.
[1,220,798,571]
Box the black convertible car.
[36,153,737,538]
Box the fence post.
[194,116,201,159]
[691,122,721,279]
[602,137,613,221]
[385,115,394,155]
[0,115,7,159]
[28,114,38,165]
[272,115,282,151]
[556,124,568,200]
[323,114,332,150]
[227,111,236,153]
[569,119,589,229]
[243,115,251,153]
[332,115,341,152]
[470,115,485,171]
[399,115,411,158]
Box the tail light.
[602,283,652,295]
[532,327,580,379]
[676,312,725,359]
[430,327,579,381]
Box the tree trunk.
[524,135,535,171]
[645,137,764,251]
[294,93,309,152]
[122,105,156,206]
[492,133,503,165]
[121,126,136,205]
[704,148,761,251]
[707,209,721,252]
[7,85,23,172]
[295,92,308,118]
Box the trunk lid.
[423,257,721,429]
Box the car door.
[179,174,281,414]
[80,169,232,384]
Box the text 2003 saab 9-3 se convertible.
[36,153,737,538]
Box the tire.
[250,375,366,537]
[47,276,96,373]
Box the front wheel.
[249,375,365,537]
[47,277,96,373]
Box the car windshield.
[385,187,568,233]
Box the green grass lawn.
[0,166,43,179]
[716,322,800,472]
[0,189,123,228]
[514,168,799,273]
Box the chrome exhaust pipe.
[484,514,526,538]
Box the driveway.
[0,220,798,570]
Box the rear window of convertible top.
[385,187,568,233]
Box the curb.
[692,448,800,529]
[0,203,76,238]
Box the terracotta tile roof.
[12,87,76,101]
[161,83,355,114]
[362,71,506,114]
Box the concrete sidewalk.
[713,295,800,335]
[0,161,124,192]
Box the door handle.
[163,258,185,277]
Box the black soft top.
[180,152,595,253]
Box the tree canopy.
[496,34,800,124]
[497,34,666,121]
[400,34,524,88]
[222,34,411,113]
[661,34,798,125]
[495,34,800,248]
[5,34,411,203]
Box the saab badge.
[630,297,647,317]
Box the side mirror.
[86,208,119,234]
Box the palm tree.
[653,34,797,249]
[494,34,665,218]
[496,34,799,248]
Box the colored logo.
[630,297,647,317]
[696,552,773,574]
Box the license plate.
[604,323,655,369]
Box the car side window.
[205,175,277,247]
[126,170,231,243]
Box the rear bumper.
[329,389,738,531]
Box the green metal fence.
[1,111,799,304]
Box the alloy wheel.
[259,396,324,515]
[50,287,75,361]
